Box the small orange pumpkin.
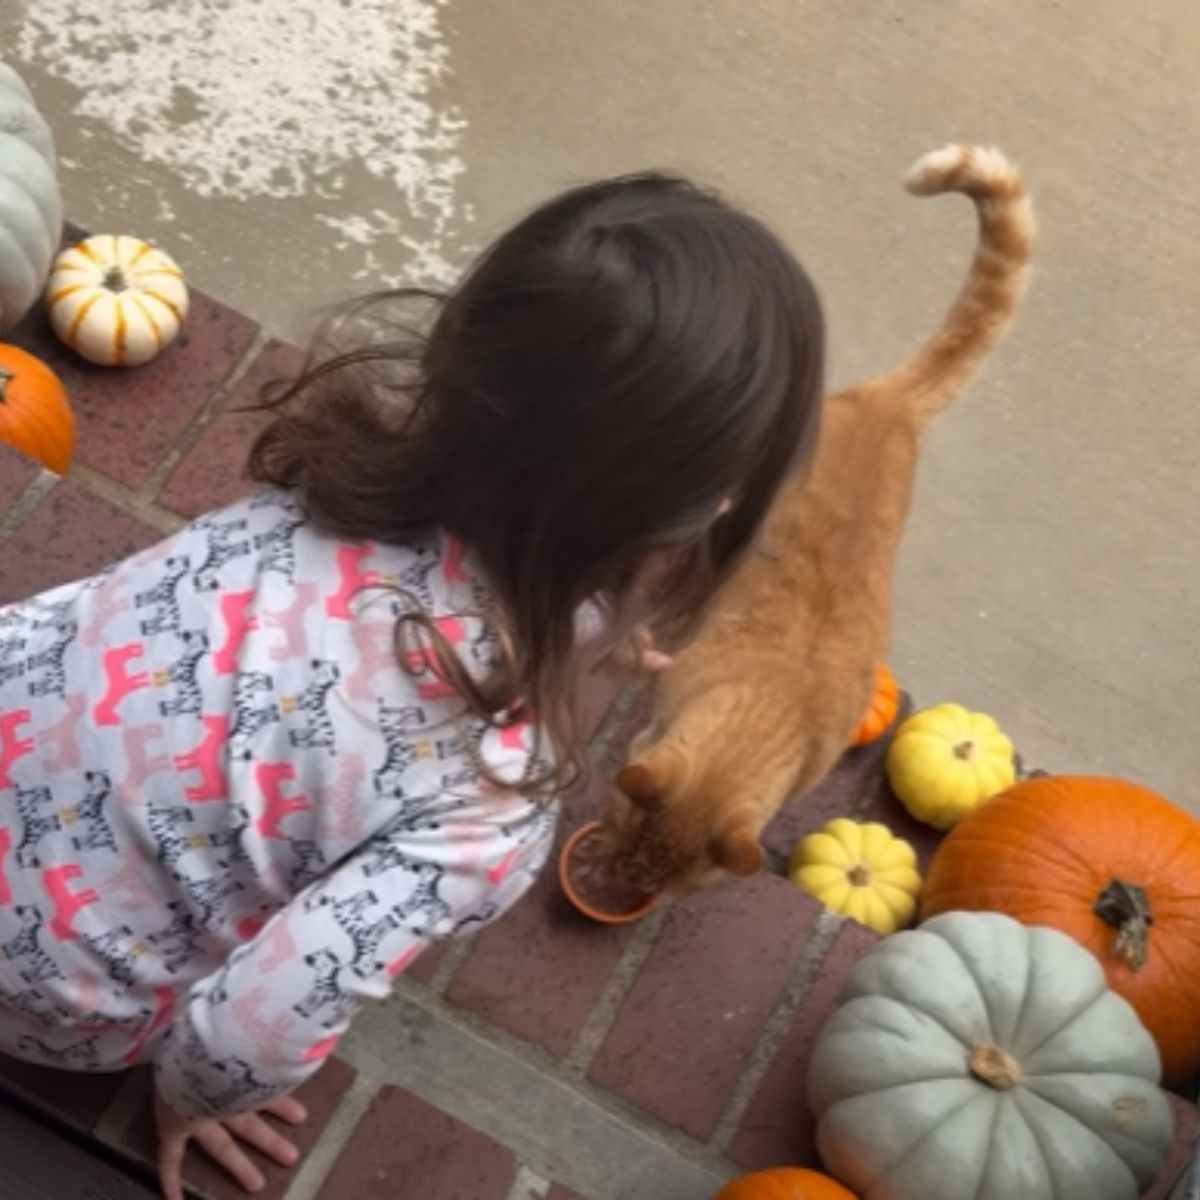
[0,344,74,474]
[849,663,899,747]
[714,1168,857,1199]
[922,774,1200,1083]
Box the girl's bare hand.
[155,1085,307,1200]
[602,626,672,676]
[632,626,672,673]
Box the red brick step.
[589,874,823,1140]
[315,1084,516,1200]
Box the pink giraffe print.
[123,725,172,789]
[254,763,311,839]
[325,544,377,620]
[486,846,524,888]
[0,709,34,787]
[318,750,366,842]
[43,863,99,940]
[442,531,469,585]
[256,914,299,974]
[122,987,175,1066]
[443,821,488,874]
[261,581,320,662]
[70,972,127,1036]
[174,715,229,804]
[387,945,423,979]
[0,827,11,904]
[40,693,87,774]
[94,644,151,727]
[346,619,398,703]
[80,579,130,650]
[102,852,158,914]
[213,590,258,675]
[303,1033,341,1063]
[236,912,267,941]
[403,616,465,701]
[498,717,531,753]
[231,988,294,1065]
[68,971,106,1017]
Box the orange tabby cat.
[603,144,1033,893]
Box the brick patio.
[1,255,1196,1199]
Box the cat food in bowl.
[559,821,658,925]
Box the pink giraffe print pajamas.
[0,489,555,1117]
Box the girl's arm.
[153,807,554,1120]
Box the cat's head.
[598,740,766,896]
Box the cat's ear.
[615,762,665,811]
[709,824,764,877]
[617,744,685,811]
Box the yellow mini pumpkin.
[45,234,188,367]
[886,702,1015,831]
[789,818,921,936]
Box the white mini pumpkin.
[808,911,1172,1200]
[0,62,63,332]
[45,234,189,367]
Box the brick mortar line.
[850,760,894,819]
[140,326,274,501]
[848,702,911,821]
[709,907,843,1153]
[559,904,668,1078]
[0,469,57,547]
[424,937,473,997]
[66,463,187,537]
[393,973,568,1079]
[504,1164,552,1200]
[547,678,661,1075]
[352,986,736,1182]
[282,1072,380,1200]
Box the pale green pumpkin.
[0,62,62,332]
[808,912,1172,1200]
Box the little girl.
[0,171,823,1198]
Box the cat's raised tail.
[880,143,1033,422]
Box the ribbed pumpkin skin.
[849,663,899,747]
[46,235,189,367]
[789,818,921,936]
[886,703,1015,829]
[0,64,63,332]
[809,912,1171,1200]
[714,1167,858,1200]
[922,774,1200,1082]
[0,343,73,473]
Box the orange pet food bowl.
[558,821,659,926]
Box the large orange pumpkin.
[922,774,1200,1082]
[0,344,74,474]
[714,1168,857,1199]
[849,663,900,747]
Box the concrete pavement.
[1,6,1199,1192]
[7,0,1195,808]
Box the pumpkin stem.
[1014,753,1049,781]
[953,739,975,761]
[1093,878,1152,971]
[0,367,13,402]
[969,1044,1021,1090]
[847,864,871,887]
[103,266,128,294]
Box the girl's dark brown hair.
[248,171,824,790]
